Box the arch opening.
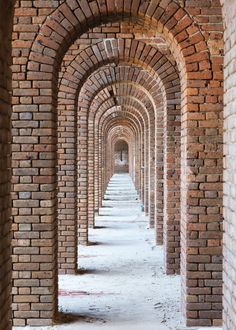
[113,140,129,174]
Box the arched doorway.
[114,140,129,174]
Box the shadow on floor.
[76,268,109,275]
[55,312,107,325]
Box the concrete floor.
[14,174,221,330]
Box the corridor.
[15,175,220,330]
[3,1,236,329]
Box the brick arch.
[100,109,148,211]
[103,115,143,163]
[96,102,148,192]
[57,37,181,231]
[105,121,140,153]
[56,37,180,269]
[103,117,142,187]
[83,75,181,275]
[103,117,143,190]
[76,64,165,231]
[94,96,151,213]
[83,76,160,221]
[57,66,163,273]
[111,136,133,176]
[56,36,181,260]
[56,38,181,245]
[108,127,136,165]
[106,123,138,180]
[99,106,145,190]
[58,38,179,104]
[106,126,137,182]
[76,68,163,209]
[77,65,163,109]
[110,132,134,151]
[109,135,132,177]
[27,0,210,83]
[58,55,179,267]
[94,98,150,222]
[82,83,165,253]
[105,123,139,184]
[79,93,149,243]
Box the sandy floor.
[14,174,221,330]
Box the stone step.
[108,186,134,188]
[109,178,133,180]
[107,184,135,190]
[99,207,141,215]
[107,184,135,187]
[101,206,140,211]
[102,200,140,207]
[104,195,139,201]
[95,215,139,221]
[105,191,138,196]
[107,190,135,193]
[108,182,133,184]
[107,187,135,191]
[102,174,140,210]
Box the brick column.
[57,104,78,274]
[164,98,181,274]
[88,116,95,228]
[149,120,156,228]
[0,1,14,329]
[77,107,88,245]
[181,72,223,327]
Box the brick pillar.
[149,120,156,228]
[134,137,140,194]
[155,104,164,245]
[12,54,58,329]
[77,107,88,245]
[12,109,58,327]
[181,76,223,326]
[0,1,14,329]
[94,126,99,214]
[88,114,95,228]
[141,134,145,206]
[164,99,181,275]
[144,131,149,215]
[57,104,78,274]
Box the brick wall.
[221,1,236,329]
[0,1,14,329]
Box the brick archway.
[12,1,223,327]
[56,35,182,275]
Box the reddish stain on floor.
[59,290,117,297]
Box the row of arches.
[0,0,235,329]
[11,1,223,325]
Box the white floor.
[14,174,221,330]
